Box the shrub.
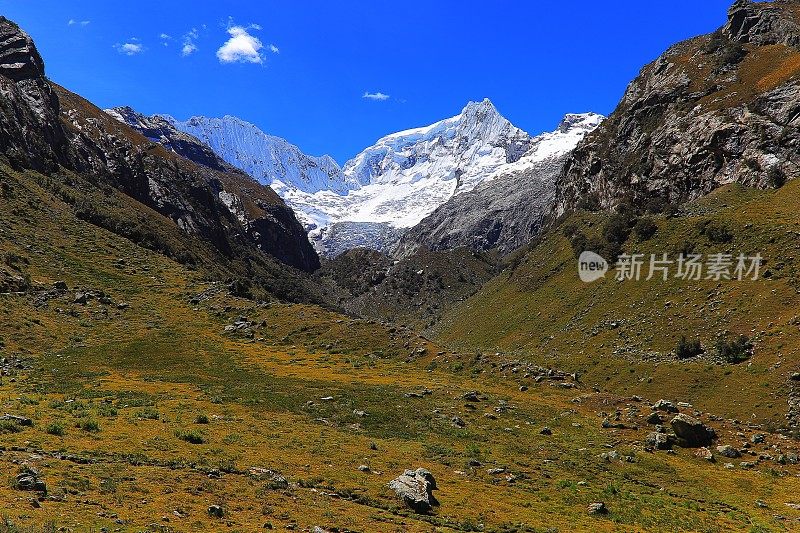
[716,335,753,364]
[195,414,210,424]
[676,336,703,359]
[768,167,787,189]
[176,429,206,444]
[699,220,734,244]
[77,418,100,432]
[46,423,65,436]
[0,420,21,434]
[633,218,658,241]
[602,214,633,245]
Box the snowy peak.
[167,114,356,195]
[557,112,604,134]
[342,98,532,193]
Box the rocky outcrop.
[105,106,230,172]
[0,17,67,172]
[0,17,320,276]
[395,113,602,257]
[388,468,439,514]
[556,0,800,214]
[670,414,716,447]
[394,154,565,257]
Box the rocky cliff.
[556,0,800,214]
[0,17,320,299]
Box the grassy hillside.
[2,155,800,531]
[436,180,800,429]
[0,152,800,532]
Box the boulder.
[652,399,679,413]
[587,502,608,515]
[670,414,715,447]
[716,445,741,458]
[645,431,674,450]
[388,468,439,514]
[15,467,45,492]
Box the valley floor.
[2,172,800,532]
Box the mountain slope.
[556,0,800,214]
[396,114,602,256]
[166,114,356,194]
[0,16,320,303]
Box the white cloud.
[216,25,265,64]
[269,44,280,54]
[182,42,198,56]
[68,19,90,26]
[363,91,390,101]
[181,28,199,57]
[115,41,144,56]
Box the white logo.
[578,251,608,283]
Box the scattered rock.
[588,502,608,515]
[451,416,466,428]
[653,399,678,413]
[694,447,715,462]
[73,292,87,305]
[646,412,663,425]
[716,445,741,459]
[358,465,371,472]
[387,468,439,514]
[207,505,224,518]
[539,427,552,435]
[645,431,674,450]
[751,433,766,444]
[14,467,46,493]
[670,414,715,447]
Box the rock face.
[670,414,716,447]
[555,0,800,214]
[105,107,230,172]
[104,106,319,272]
[395,113,602,256]
[0,17,67,172]
[388,468,439,514]
[0,17,321,284]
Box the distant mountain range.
[108,100,602,256]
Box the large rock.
[555,1,800,215]
[388,468,439,514]
[670,414,716,447]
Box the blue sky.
[2,0,734,164]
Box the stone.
[587,502,608,515]
[15,468,45,492]
[53,281,67,291]
[539,426,552,435]
[207,505,224,518]
[462,391,481,402]
[694,447,715,462]
[652,399,679,413]
[750,433,766,444]
[387,468,439,514]
[358,465,370,472]
[73,292,87,305]
[646,412,663,425]
[716,445,741,458]
[1,414,33,426]
[645,431,674,450]
[670,414,715,447]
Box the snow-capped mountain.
[285,100,602,254]
[106,100,602,256]
[165,115,357,195]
